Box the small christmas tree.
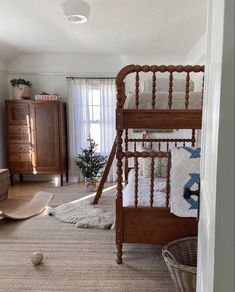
[76,137,106,182]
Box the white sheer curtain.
[67,78,116,182]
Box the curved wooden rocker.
[0,191,53,220]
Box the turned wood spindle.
[185,72,190,109]
[125,129,128,151]
[168,72,173,109]
[134,141,137,152]
[116,130,123,264]
[152,72,156,109]
[125,129,129,182]
[116,132,123,199]
[134,157,139,207]
[158,142,161,151]
[135,72,140,109]
[191,129,196,147]
[116,82,124,109]
[166,154,171,208]
[167,142,169,151]
[150,157,155,207]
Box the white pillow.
[144,78,194,93]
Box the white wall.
[0,61,8,168]
[213,0,234,289]
[7,54,185,102]
[186,32,207,65]
[8,54,186,73]
[197,0,234,291]
[186,32,207,93]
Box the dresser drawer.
[10,162,33,172]
[8,135,30,144]
[9,153,31,162]
[8,125,29,135]
[9,144,31,153]
[6,102,29,125]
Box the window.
[88,87,101,152]
[68,77,116,182]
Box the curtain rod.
[66,76,115,80]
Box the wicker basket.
[0,169,10,202]
[162,237,197,292]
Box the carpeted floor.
[0,182,174,292]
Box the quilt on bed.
[123,170,166,207]
[170,147,200,218]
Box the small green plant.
[76,137,106,182]
[10,78,32,88]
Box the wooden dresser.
[5,100,68,185]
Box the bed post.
[166,152,171,208]
[116,130,123,264]
[124,129,129,183]
[115,66,136,264]
[116,77,126,264]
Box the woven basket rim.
[163,255,197,273]
[162,236,197,273]
[164,236,197,248]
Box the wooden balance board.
[0,191,54,220]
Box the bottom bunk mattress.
[123,170,167,207]
[122,150,200,218]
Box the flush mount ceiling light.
[61,0,90,24]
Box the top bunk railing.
[116,64,205,110]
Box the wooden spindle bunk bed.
[114,64,204,264]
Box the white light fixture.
[61,0,90,24]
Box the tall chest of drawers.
[5,100,68,185]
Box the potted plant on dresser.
[10,78,32,99]
[76,137,106,191]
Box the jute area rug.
[0,183,174,292]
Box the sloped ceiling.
[0,0,207,63]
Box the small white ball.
[31,252,44,265]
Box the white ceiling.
[0,0,207,63]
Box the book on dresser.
[5,100,68,186]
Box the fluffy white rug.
[46,200,115,230]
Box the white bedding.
[123,170,167,207]
[124,92,202,109]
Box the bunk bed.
[115,64,204,264]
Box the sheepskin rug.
[46,199,115,230]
